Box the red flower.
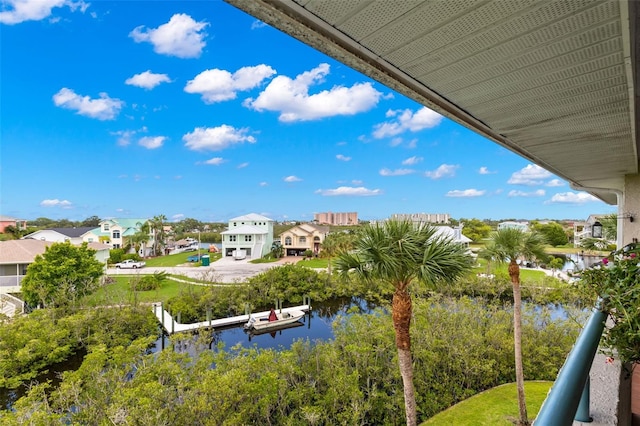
[602,258,609,265]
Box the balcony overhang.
[225,0,640,205]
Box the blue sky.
[0,1,617,223]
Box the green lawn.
[142,251,222,267]
[82,276,205,306]
[422,381,552,425]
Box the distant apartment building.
[497,221,529,232]
[390,213,450,224]
[314,212,358,226]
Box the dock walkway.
[152,302,311,334]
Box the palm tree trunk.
[509,260,529,426]
[393,288,417,426]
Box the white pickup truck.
[114,259,146,269]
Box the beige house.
[279,223,329,256]
[0,240,110,294]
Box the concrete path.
[106,256,289,283]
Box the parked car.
[114,259,146,269]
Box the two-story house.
[221,213,274,259]
[82,218,151,256]
[0,215,28,233]
[279,223,329,256]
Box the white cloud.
[129,13,208,59]
[185,65,276,103]
[171,214,185,221]
[380,168,415,176]
[0,0,87,25]
[546,179,564,187]
[446,189,486,198]
[372,107,442,139]
[204,157,225,165]
[336,154,351,162]
[402,156,423,166]
[508,164,552,185]
[237,162,249,169]
[112,130,136,147]
[508,189,546,197]
[259,182,268,187]
[479,166,495,175]
[284,175,302,182]
[182,125,256,151]
[40,198,73,208]
[425,164,459,179]
[245,63,382,122]
[315,186,382,196]
[546,192,600,204]
[251,20,267,30]
[125,70,171,89]
[138,136,165,149]
[352,179,363,185]
[53,88,123,120]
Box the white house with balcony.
[497,221,529,232]
[221,213,274,259]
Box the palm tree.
[485,228,547,426]
[334,220,472,426]
[320,231,355,276]
[149,215,167,256]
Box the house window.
[113,244,120,249]
[245,235,252,242]
[285,236,292,246]
[88,238,94,242]
[299,236,306,244]
[314,236,320,242]
[112,231,120,239]
[230,235,236,242]
[103,224,110,231]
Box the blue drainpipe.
[534,300,607,425]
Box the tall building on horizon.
[314,211,358,226]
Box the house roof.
[433,226,473,244]
[0,240,110,264]
[221,224,268,235]
[101,218,148,228]
[24,227,96,239]
[229,213,273,222]
[279,223,329,237]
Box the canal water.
[154,297,377,354]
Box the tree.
[548,257,565,277]
[21,242,104,308]
[334,220,472,426]
[484,228,548,426]
[320,231,356,276]
[460,218,493,242]
[149,215,167,256]
[79,216,101,227]
[531,222,568,247]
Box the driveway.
[107,256,284,283]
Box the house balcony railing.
[534,299,607,425]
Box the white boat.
[244,310,305,331]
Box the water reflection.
[153,297,376,355]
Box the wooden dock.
[152,302,311,334]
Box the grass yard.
[422,381,553,425]
[82,276,205,306]
[142,251,222,267]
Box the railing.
[534,299,607,425]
